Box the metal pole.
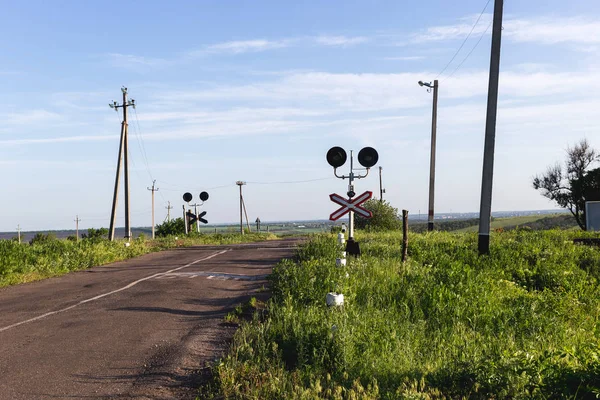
[194,203,200,233]
[348,151,355,240]
[183,205,188,234]
[379,166,383,202]
[478,0,504,255]
[123,89,131,241]
[428,80,438,232]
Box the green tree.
[533,139,600,230]
[155,217,186,237]
[81,228,109,242]
[29,232,57,245]
[355,199,401,231]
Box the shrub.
[355,199,401,231]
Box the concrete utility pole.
[165,201,173,222]
[74,215,81,242]
[478,0,504,255]
[236,181,246,235]
[16,225,21,244]
[418,79,438,232]
[147,180,159,239]
[108,87,136,242]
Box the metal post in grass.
[402,210,409,262]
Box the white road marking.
[156,271,269,281]
[0,250,228,334]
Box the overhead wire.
[435,0,492,79]
[443,19,493,81]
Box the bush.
[29,232,57,245]
[81,228,108,243]
[355,199,401,231]
[155,218,186,237]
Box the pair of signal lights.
[326,146,379,169]
[183,192,209,202]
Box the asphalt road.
[0,238,301,400]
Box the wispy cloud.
[413,15,600,45]
[0,135,111,146]
[505,17,600,44]
[104,53,169,68]
[1,110,63,126]
[314,35,368,46]
[384,56,425,61]
[203,39,292,54]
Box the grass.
[453,215,560,233]
[201,229,600,399]
[0,232,279,288]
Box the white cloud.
[314,35,368,46]
[1,110,63,126]
[505,17,600,44]
[104,53,169,68]
[413,15,600,45]
[384,56,425,61]
[203,39,291,54]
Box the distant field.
[453,214,566,233]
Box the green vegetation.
[0,231,277,288]
[355,200,401,231]
[202,230,600,399]
[533,138,600,230]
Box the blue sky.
[1,0,600,231]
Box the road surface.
[0,238,300,399]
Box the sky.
[1,0,600,232]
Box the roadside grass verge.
[0,232,279,288]
[202,230,600,399]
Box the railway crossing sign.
[329,191,373,221]
[187,210,208,225]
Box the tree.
[81,228,109,242]
[155,217,186,237]
[532,139,600,230]
[355,199,401,231]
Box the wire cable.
[443,18,493,81]
[246,177,335,185]
[435,0,492,79]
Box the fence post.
[402,210,409,262]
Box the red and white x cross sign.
[329,191,373,221]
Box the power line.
[246,177,334,185]
[435,0,492,79]
[444,19,493,81]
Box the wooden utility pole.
[147,180,159,239]
[74,215,81,242]
[236,181,246,234]
[165,201,173,222]
[108,87,135,242]
[478,0,504,255]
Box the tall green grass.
[204,230,600,399]
[0,232,277,287]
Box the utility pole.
[418,79,438,232]
[147,180,159,239]
[108,87,135,242]
[165,201,173,222]
[379,166,384,202]
[16,225,21,244]
[74,215,81,242]
[478,0,504,255]
[236,181,246,234]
